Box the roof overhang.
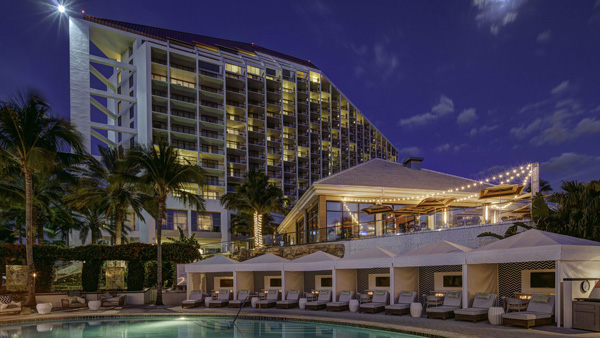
[478,184,525,200]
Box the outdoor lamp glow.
[58,4,66,13]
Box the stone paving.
[0,305,597,338]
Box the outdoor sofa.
[100,292,126,308]
[385,291,417,315]
[454,292,497,322]
[181,290,205,308]
[0,295,22,315]
[258,289,280,308]
[502,294,555,329]
[207,289,231,308]
[228,289,251,308]
[276,289,300,309]
[305,290,332,310]
[61,291,88,310]
[426,291,462,320]
[326,290,354,312]
[359,290,389,313]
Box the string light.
[254,212,263,248]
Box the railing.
[171,124,196,135]
[171,63,195,73]
[248,113,265,120]
[171,78,196,89]
[200,146,224,155]
[199,70,222,79]
[152,89,167,98]
[172,109,195,119]
[227,100,246,108]
[152,105,167,113]
[248,100,265,108]
[248,74,264,81]
[200,131,223,139]
[151,57,167,65]
[171,94,196,104]
[226,141,246,150]
[200,115,223,124]
[248,125,265,133]
[152,73,167,82]
[200,162,224,170]
[200,85,223,94]
[226,114,246,122]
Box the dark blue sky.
[1,0,599,190]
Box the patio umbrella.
[360,204,394,215]
[478,184,525,200]
[417,197,455,208]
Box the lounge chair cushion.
[277,300,298,305]
[67,296,79,304]
[182,299,202,304]
[471,293,496,309]
[427,305,460,313]
[385,303,410,310]
[327,301,349,307]
[527,295,555,314]
[502,311,553,320]
[397,291,417,304]
[454,308,488,316]
[76,297,86,304]
[360,302,386,309]
[442,291,462,307]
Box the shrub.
[127,260,145,291]
[81,260,102,292]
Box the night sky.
[1,0,599,190]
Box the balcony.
[226,100,246,109]
[248,100,265,108]
[201,162,224,170]
[151,57,167,65]
[226,141,246,151]
[226,128,246,137]
[152,105,167,114]
[171,78,195,89]
[248,152,266,159]
[152,89,167,98]
[171,93,196,104]
[249,138,265,146]
[200,115,223,124]
[248,125,265,134]
[172,140,197,151]
[200,146,224,155]
[207,179,225,187]
[248,73,264,81]
[248,113,265,120]
[199,70,222,79]
[171,124,196,135]
[170,62,195,73]
[200,131,224,140]
[152,73,167,82]
[172,109,195,120]
[226,114,246,123]
[228,172,244,178]
[200,85,223,95]
[267,100,281,106]
[152,122,168,130]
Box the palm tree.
[70,146,146,245]
[0,92,83,306]
[76,206,109,245]
[126,141,206,305]
[220,170,286,248]
[526,179,553,194]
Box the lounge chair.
[454,292,497,323]
[305,290,332,310]
[258,289,280,308]
[228,290,251,308]
[385,291,417,315]
[502,294,555,329]
[207,289,231,308]
[359,290,389,313]
[276,290,300,309]
[326,290,354,312]
[0,295,22,315]
[426,291,462,319]
[61,291,88,310]
[100,292,126,308]
[182,290,205,308]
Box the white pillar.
[531,163,540,195]
[389,267,395,304]
[462,264,468,309]
[556,260,561,327]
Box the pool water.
[0,317,420,337]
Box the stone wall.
[230,243,345,262]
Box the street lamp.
[57,4,66,13]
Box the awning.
[394,205,436,216]
[393,241,471,267]
[283,251,339,271]
[335,247,396,269]
[361,204,394,215]
[185,255,239,273]
[235,253,288,272]
[478,184,525,200]
[417,197,455,208]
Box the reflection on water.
[0,317,417,337]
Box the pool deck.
[0,305,596,338]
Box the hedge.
[126,260,145,291]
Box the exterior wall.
[342,221,525,256]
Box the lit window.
[309,71,320,83]
[191,212,221,232]
[225,63,242,74]
[162,210,188,230]
[247,65,261,76]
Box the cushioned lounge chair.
[326,290,354,312]
[182,290,205,308]
[276,290,300,309]
[359,290,389,313]
[207,289,231,308]
[427,291,462,320]
[101,294,126,308]
[502,294,555,329]
[305,290,332,310]
[228,290,251,308]
[385,291,417,315]
[61,291,88,310]
[258,289,279,308]
[454,292,497,322]
[0,295,22,315]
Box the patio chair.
[182,290,205,308]
[424,294,444,309]
[326,290,354,312]
[502,294,555,329]
[385,291,417,316]
[100,292,126,308]
[258,289,280,308]
[207,289,231,308]
[505,297,528,312]
[0,295,22,315]
[359,290,389,313]
[61,291,88,310]
[228,290,251,308]
[426,291,462,320]
[276,289,300,309]
[305,290,332,310]
[454,292,497,323]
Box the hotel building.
[69,16,399,249]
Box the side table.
[36,303,53,314]
[299,298,307,310]
[488,307,504,325]
[410,303,423,318]
[88,300,101,311]
[251,297,259,308]
[349,299,359,312]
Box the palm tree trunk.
[24,170,36,307]
[155,197,165,306]
[253,212,263,248]
[34,207,43,245]
[115,208,123,245]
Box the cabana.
[282,251,340,300]
[466,229,600,328]
[234,253,288,301]
[333,247,396,304]
[392,241,472,307]
[185,255,239,299]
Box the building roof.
[83,16,318,69]
[314,159,482,193]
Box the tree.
[76,207,109,245]
[167,226,201,251]
[0,92,83,306]
[126,141,206,306]
[477,222,534,240]
[70,146,146,245]
[526,179,553,194]
[220,170,286,248]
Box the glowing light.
[58,4,66,13]
[254,212,263,248]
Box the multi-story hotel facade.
[69,16,399,250]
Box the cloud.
[542,153,600,187]
[469,124,498,137]
[537,30,551,42]
[551,80,570,95]
[472,0,525,36]
[398,95,454,126]
[510,118,543,139]
[434,143,451,152]
[490,25,499,35]
[574,117,600,136]
[503,12,518,25]
[457,108,478,125]
[398,146,421,156]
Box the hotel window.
[247,65,261,76]
[295,217,305,245]
[202,191,219,200]
[117,116,122,127]
[126,211,137,231]
[129,106,135,118]
[129,76,134,88]
[118,133,122,143]
[117,71,122,83]
[117,86,122,94]
[129,136,135,148]
[117,102,122,115]
[130,121,134,129]
[225,63,242,74]
[128,46,133,58]
[307,205,319,243]
[266,68,277,77]
[198,60,220,73]
[162,210,187,230]
[191,212,220,232]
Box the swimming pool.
[0,317,421,337]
